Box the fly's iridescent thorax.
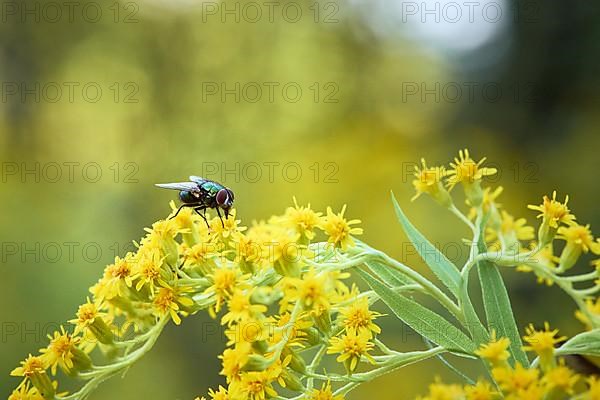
[179,190,199,204]
[201,180,225,196]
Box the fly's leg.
[170,204,190,219]
[193,206,210,229]
[216,207,225,228]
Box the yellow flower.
[528,191,575,229]
[144,218,188,266]
[210,208,246,240]
[492,363,539,394]
[486,211,534,252]
[528,191,575,245]
[132,249,164,292]
[499,211,535,241]
[504,383,544,400]
[320,205,363,251]
[10,355,46,378]
[522,323,565,369]
[464,380,498,400]
[327,329,375,373]
[232,232,263,272]
[468,186,503,220]
[10,355,54,399]
[266,355,299,390]
[225,317,271,346]
[280,197,324,241]
[207,385,229,400]
[168,200,198,230]
[446,149,497,189]
[557,223,599,253]
[305,381,344,400]
[542,361,579,394]
[221,290,267,326]
[338,297,383,338]
[263,226,303,277]
[69,297,113,344]
[268,313,313,348]
[557,223,600,270]
[284,270,331,314]
[516,243,557,286]
[422,378,465,400]
[474,333,511,367]
[8,381,45,400]
[205,267,249,317]
[411,158,451,206]
[183,242,220,270]
[587,376,600,399]
[152,283,194,325]
[230,370,278,400]
[93,255,134,301]
[71,298,100,331]
[145,218,185,241]
[39,326,81,375]
[220,343,251,383]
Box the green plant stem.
[333,284,427,309]
[365,248,465,324]
[331,347,446,396]
[306,345,327,391]
[59,315,169,400]
[449,204,476,234]
[562,271,599,282]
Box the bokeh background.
[1,0,599,398]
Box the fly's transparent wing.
[189,176,208,185]
[155,182,199,191]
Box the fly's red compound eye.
[216,188,230,206]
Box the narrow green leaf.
[423,337,476,385]
[357,268,476,354]
[556,329,600,357]
[365,259,414,287]
[477,239,529,366]
[459,274,490,346]
[390,193,461,296]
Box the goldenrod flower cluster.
[8,198,373,400]
[411,149,600,400]
[8,149,600,400]
[418,325,596,400]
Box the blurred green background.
[1,0,599,398]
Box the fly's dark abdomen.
[179,190,199,204]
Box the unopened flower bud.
[306,327,322,346]
[288,351,306,374]
[241,354,271,372]
[251,340,269,355]
[274,260,301,278]
[282,372,305,392]
[430,183,453,208]
[30,371,55,400]
[558,242,582,271]
[537,220,558,246]
[89,317,114,345]
[313,311,331,334]
[162,237,179,268]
